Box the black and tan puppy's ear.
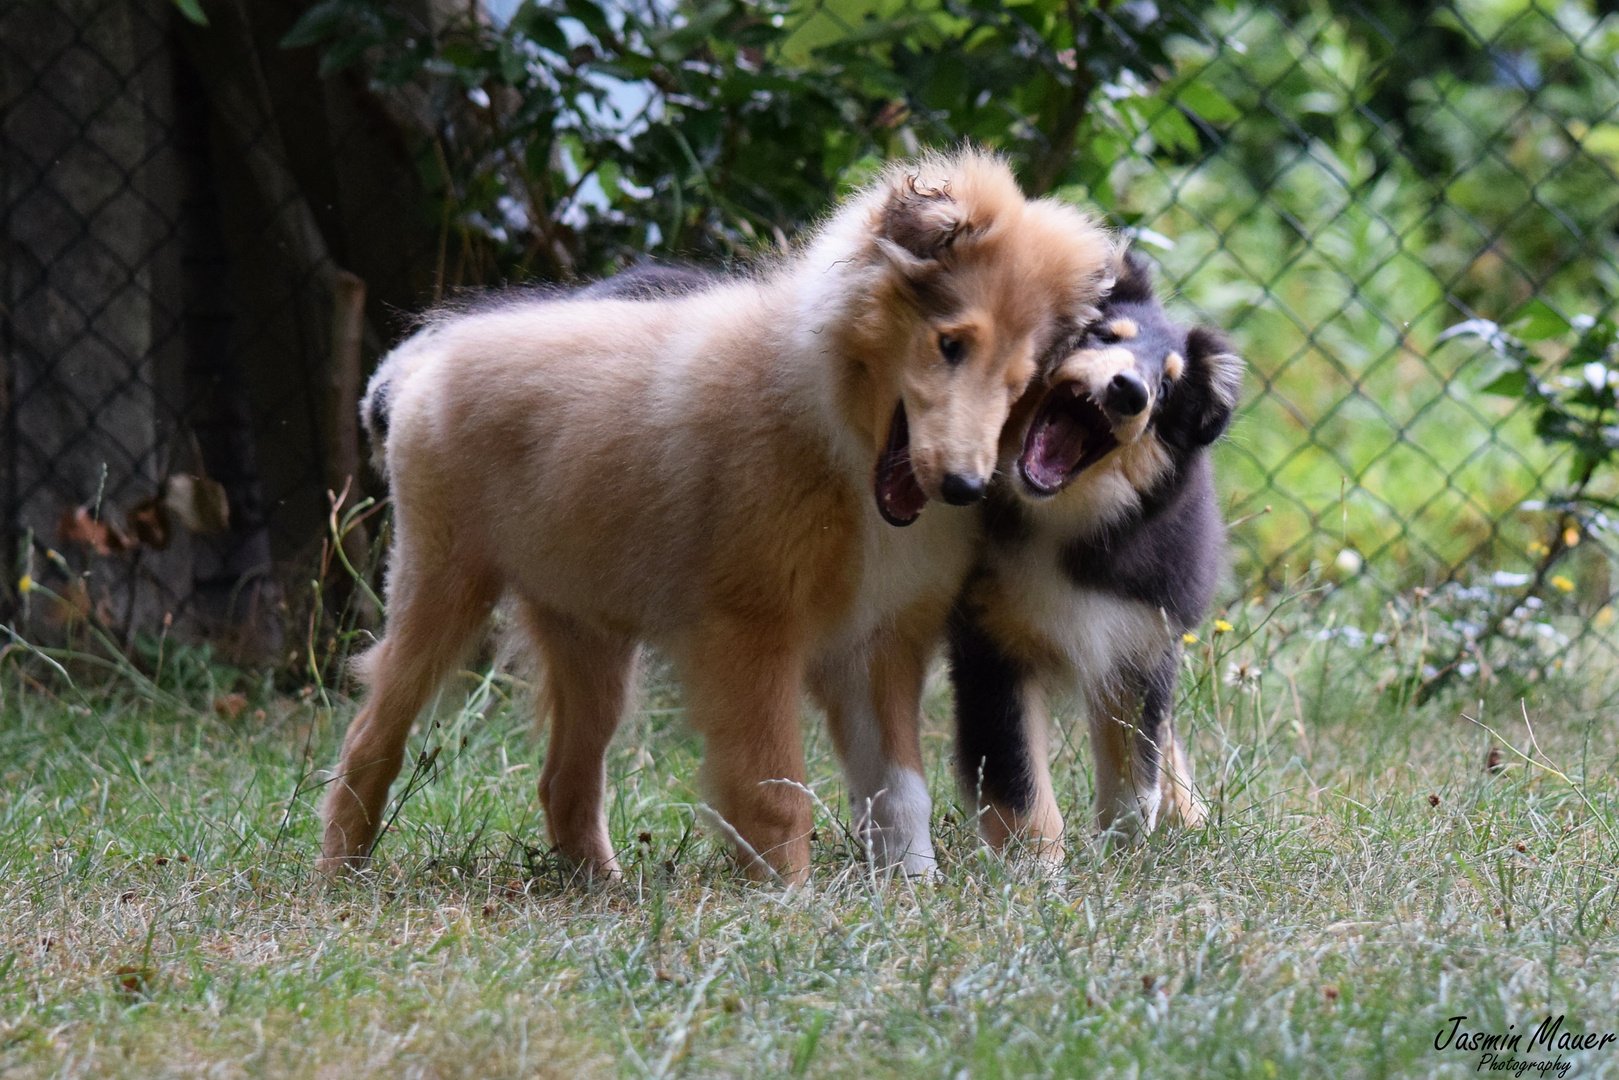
[1161,324,1245,451]
[1109,248,1157,305]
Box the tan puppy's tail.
[359,353,400,478]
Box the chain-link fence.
[4,0,1618,679]
[0,0,441,661]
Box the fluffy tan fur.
[321,150,1117,882]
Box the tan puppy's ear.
[876,174,976,306]
[881,174,976,255]
[880,174,970,259]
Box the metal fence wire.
[3,0,1618,682]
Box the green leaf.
[1174,81,1240,125]
[1478,368,1528,397]
[511,2,571,56]
[596,158,623,203]
[497,39,526,85]
[170,0,207,26]
[319,33,380,76]
[563,0,614,43]
[1140,100,1199,154]
[280,0,349,49]
[1508,299,1569,342]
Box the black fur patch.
[1130,650,1179,788]
[1159,325,1239,452]
[949,595,1037,815]
[1107,249,1157,305]
[363,379,390,443]
[1058,455,1225,632]
[980,483,1034,550]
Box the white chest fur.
[837,501,978,644]
[986,535,1171,686]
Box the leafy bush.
[279,0,1619,599]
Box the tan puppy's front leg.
[685,623,812,883]
[320,563,497,871]
[523,602,638,877]
[817,622,939,878]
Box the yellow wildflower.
[1182,632,1199,645]
[1550,575,1574,593]
[17,574,32,594]
[1213,619,1234,634]
[1527,541,1549,557]
[1564,527,1581,548]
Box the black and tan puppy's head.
[1012,250,1243,500]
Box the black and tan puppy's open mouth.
[1018,382,1119,496]
[875,401,927,526]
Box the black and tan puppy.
[949,251,1243,859]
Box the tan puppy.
[320,149,1116,882]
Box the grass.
[3,600,1619,1079]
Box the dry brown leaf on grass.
[113,964,153,998]
[126,497,171,549]
[57,505,132,555]
[212,693,248,720]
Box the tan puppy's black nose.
[941,472,987,506]
[1107,371,1149,416]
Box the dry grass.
[3,597,1619,1078]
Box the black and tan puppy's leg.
[1090,651,1204,842]
[950,620,1064,862]
[1086,665,1162,843]
[523,602,639,877]
[1151,648,1207,828]
[1158,721,1207,828]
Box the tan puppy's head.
[836,149,1117,526]
[1011,250,1245,501]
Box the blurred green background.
[5,0,1619,653]
[281,0,1619,588]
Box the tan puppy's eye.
[938,334,966,365]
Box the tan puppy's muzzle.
[906,405,1002,506]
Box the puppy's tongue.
[1018,384,1114,495]
[875,402,926,526]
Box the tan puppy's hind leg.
[685,623,812,884]
[525,602,638,877]
[320,561,498,872]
